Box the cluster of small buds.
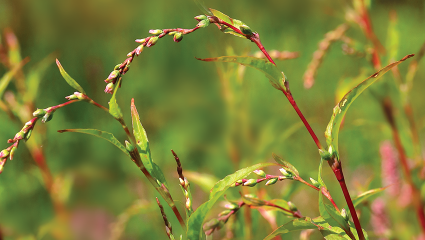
[303,24,349,89]
[104,16,210,94]
[232,169,293,188]
[0,117,38,173]
[65,92,87,101]
[194,15,210,28]
[172,150,193,214]
[203,201,244,236]
[155,197,175,240]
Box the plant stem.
[382,98,425,232]
[330,160,365,240]
[281,89,323,150]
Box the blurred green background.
[0,0,424,239]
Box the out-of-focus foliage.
[0,0,424,239]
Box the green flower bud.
[0,158,6,174]
[253,169,266,178]
[197,19,210,28]
[33,109,47,118]
[0,149,10,158]
[107,70,121,81]
[279,168,293,178]
[265,178,278,186]
[147,36,159,47]
[309,178,321,188]
[236,179,243,184]
[243,179,257,187]
[135,38,146,44]
[218,209,232,217]
[14,131,25,140]
[173,32,183,43]
[224,203,239,210]
[135,45,144,55]
[42,112,53,123]
[149,29,163,35]
[288,201,297,212]
[9,146,17,160]
[194,15,208,21]
[25,129,32,141]
[203,218,220,231]
[319,149,332,161]
[114,64,122,70]
[239,24,253,36]
[125,140,135,152]
[341,208,349,222]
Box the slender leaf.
[325,54,414,159]
[109,78,123,119]
[186,162,276,240]
[55,59,86,94]
[131,99,167,187]
[0,58,29,98]
[314,216,368,240]
[264,217,318,240]
[272,153,299,176]
[196,56,286,91]
[318,158,327,188]
[351,187,386,208]
[209,9,248,38]
[57,129,129,157]
[24,54,55,103]
[319,191,355,240]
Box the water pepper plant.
[0,2,423,240]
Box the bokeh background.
[0,0,424,239]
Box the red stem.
[331,161,365,240]
[282,90,323,150]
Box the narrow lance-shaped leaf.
[350,187,386,209]
[57,129,130,157]
[325,54,414,159]
[313,216,359,240]
[109,78,123,119]
[317,158,327,188]
[209,9,249,38]
[196,56,286,91]
[272,153,299,176]
[186,162,277,240]
[264,217,318,240]
[0,58,29,98]
[56,59,86,95]
[131,98,168,187]
[319,190,355,240]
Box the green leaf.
[351,187,386,208]
[241,195,267,206]
[209,9,248,38]
[314,216,369,240]
[324,54,414,159]
[24,54,55,103]
[0,58,29,98]
[109,78,123,119]
[272,153,299,176]
[264,217,318,240]
[318,159,327,188]
[267,199,293,216]
[186,162,276,240]
[319,191,355,240]
[131,99,167,187]
[196,56,286,91]
[55,59,86,95]
[57,129,129,157]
